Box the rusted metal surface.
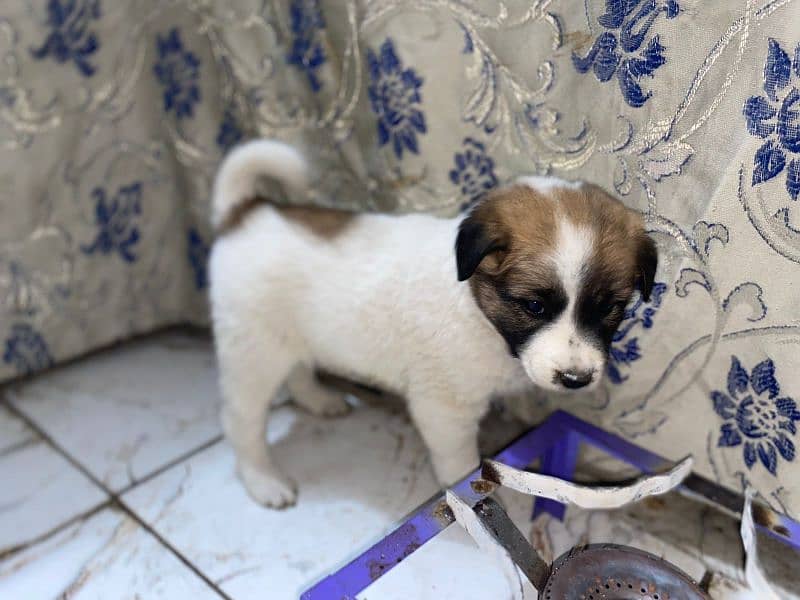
[471,497,551,592]
[469,478,497,495]
[432,499,455,526]
[543,544,710,600]
[447,491,527,600]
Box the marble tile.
[356,522,537,600]
[618,492,743,578]
[7,331,222,492]
[706,573,752,600]
[0,405,107,555]
[0,507,221,599]
[704,570,799,600]
[0,404,33,451]
[759,537,800,599]
[618,491,800,598]
[124,404,439,600]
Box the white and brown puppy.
[210,140,657,508]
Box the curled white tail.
[211,139,309,230]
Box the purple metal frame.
[532,430,580,521]
[301,410,800,600]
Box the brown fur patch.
[467,183,647,287]
[279,205,355,239]
[216,196,268,235]
[468,185,558,279]
[216,197,355,240]
[558,182,646,297]
[464,185,564,354]
[461,182,650,355]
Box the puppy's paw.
[313,394,351,418]
[297,389,351,418]
[238,463,297,509]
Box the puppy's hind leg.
[218,335,298,508]
[287,365,351,417]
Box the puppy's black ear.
[636,234,658,301]
[455,214,503,281]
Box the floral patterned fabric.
[1,0,799,518]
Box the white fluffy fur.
[516,175,583,193]
[210,140,600,508]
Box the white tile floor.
[6,334,222,492]
[1,330,797,599]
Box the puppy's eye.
[526,299,546,316]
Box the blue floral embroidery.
[286,0,326,92]
[607,282,667,384]
[367,39,426,158]
[713,356,799,476]
[216,109,243,152]
[30,0,102,77]
[3,324,54,375]
[153,28,201,119]
[187,228,209,290]
[743,39,800,200]
[449,138,498,211]
[572,0,679,107]
[81,182,142,263]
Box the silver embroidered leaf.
[640,140,694,181]
[723,283,766,322]
[463,50,497,128]
[675,268,711,297]
[693,221,729,258]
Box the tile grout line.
[0,501,111,562]
[1,397,233,600]
[115,434,224,496]
[2,399,109,494]
[111,496,235,600]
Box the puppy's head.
[456,177,657,392]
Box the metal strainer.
[544,544,708,600]
[466,496,710,600]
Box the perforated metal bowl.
[542,544,710,600]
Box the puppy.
[209,140,657,508]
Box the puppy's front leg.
[408,393,486,486]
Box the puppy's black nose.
[557,370,593,389]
